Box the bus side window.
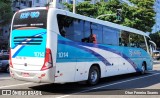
[138,35,147,51]
[81,33,97,44]
[60,27,66,37]
[120,31,129,47]
[129,33,139,47]
[81,37,89,43]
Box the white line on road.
[56,73,160,98]
[0,77,11,80]
[0,82,33,89]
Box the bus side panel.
[54,62,76,83]
[55,35,106,82]
[54,35,153,83]
[121,47,153,72]
[84,45,137,76]
[146,57,153,70]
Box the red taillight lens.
[9,49,13,68]
[41,48,53,71]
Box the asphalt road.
[0,62,160,98]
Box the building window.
[59,0,62,3]
[29,1,32,7]
[36,0,40,3]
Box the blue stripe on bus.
[82,43,138,71]
[12,46,25,58]
[58,40,111,66]
[58,40,139,71]
[12,32,46,58]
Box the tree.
[64,0,155,32]
[64,1,97,17]
[0,0,13,26]
[95,0,122,23]
[76,1,97,17]
[122,0,155,32]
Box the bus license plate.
[22,73,29,77]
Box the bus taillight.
[9,49,13,68]
[41,48,53,71]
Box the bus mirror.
[149,41,156,49]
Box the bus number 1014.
[58,52,69,58]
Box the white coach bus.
[9,6,153,85]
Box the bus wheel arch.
[87,64,101,85]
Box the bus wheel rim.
[91,70,98,83]
[142,66,145,73]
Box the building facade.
[11,0,53,12]
[0,0,52,49]
[0,25,10,50]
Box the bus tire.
[140,62,146,75]
[87,66,100,85]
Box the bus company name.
[20,11,40,19]
[129,50,142,56]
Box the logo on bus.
[20,11,40,19]
[129,49,142,56]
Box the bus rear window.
[12,10,47,30]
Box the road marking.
[0,82,33,89]
[0,77,11,80]
[147,71,160,73]
[56,73,160,98]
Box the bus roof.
[17,7,47,12]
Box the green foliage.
[123,0,155,32]
[64,1,97,17]
[0,0,13,26]
[76,2,96,17]
[95,0,122,23]
[64,0,155,32]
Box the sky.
[152,0,160,33]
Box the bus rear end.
[9,8,55,83]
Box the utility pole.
[116,9,122,21]
[73,0,76,13]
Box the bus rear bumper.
[9,67,55,83]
